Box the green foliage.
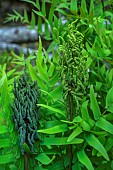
[0,78,19,169]
[1,0,113,169]
[0,37,63,169]
[77,149,94,170]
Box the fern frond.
[5,10,24,23]
[0,78,20,168]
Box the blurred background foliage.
[0,0,113,69]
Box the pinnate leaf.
[67,126,82,142]
[37,104,66,117]
[35,153,52,165]
[90,85,101,120]
[77,149,94,170]
[106,87,113,112]
[70,0,77,11]
[0,154,15,164]
[96,117,113,135]
[0,74,6,88]
[38,124,68,134]
[81,101,90,125]
[0,139,11,148]
[40,137,84,145]
[28,63,48,91]
[86,134,109,161]
[0,126,8,134]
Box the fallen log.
[0,26,39,43]
[0,42,37,55]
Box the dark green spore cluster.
[59,22,88,116]
[12,72,40,155]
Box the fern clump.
[59,21,89,117]
[12,71,40,155]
